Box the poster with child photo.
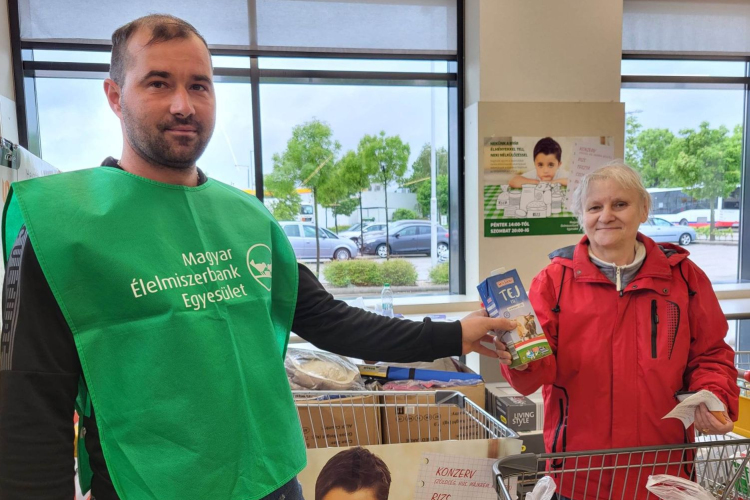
[483,136,614,237]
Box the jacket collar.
[552,234,687,288]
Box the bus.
[647,187,739,228]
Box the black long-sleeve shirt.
[0,162,462,500]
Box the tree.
[392,208,418,221]
[668,122,741,241]
[405,144,448,192]
[317,159,361,233]
[625,115,642,168]
[360,132,410,259]
[264,154,301,221]
[330,198,359,232]
[337,149,377,245]
[275,119,341,274]
[632,128,677,188]
[416,174,449,220]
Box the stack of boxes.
[485,382,544,434]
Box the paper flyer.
[663,390,725,429]
[414,452,499,500]
[483,136,614,237]
[299,438,522,500]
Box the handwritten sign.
[415,452,508,500]
[566,142,615,211]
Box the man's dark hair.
[315,447,391,500]
[533,137,563,162]
[110,14,209,86]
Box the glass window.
[322,228,337,238]
[621,60,746,78]
[34,78,254,190]
[260,58,449,73]
[260,79,450,298]
[398,226,418,236]
[653,218,672,227]
[417,226,432,235]
[284,224,300,237]
[303,226,317,238]
[622,65,744,283]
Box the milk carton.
[477,268,552,368]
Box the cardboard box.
[486,382,544,432]
[496,395,537,432]
[296,394,381,449]
[381,382,486,444]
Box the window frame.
[7,0,466,295]
[622,54,750,287]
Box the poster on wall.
[483,136,614,237]
[298,438,522,500]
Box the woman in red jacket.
[496,164,739,500]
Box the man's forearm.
[292,264,462,362]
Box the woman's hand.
[494,336,529,371]
[694,403,733,435]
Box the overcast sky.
[34,57,744,189]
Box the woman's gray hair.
[570,161,652,226]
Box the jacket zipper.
[651,299,659,358]
[550,385,569,469]
[551,398,564,453]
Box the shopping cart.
[493,354,750,499]
[292,389,518,449]
[493,436,750,500]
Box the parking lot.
[311,240,740,288]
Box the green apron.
[2,167,305,500]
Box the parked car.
[336,223,365,241]
[361,222,450,258]
[279,222,359,261]
[639,217,696,246]
[659,209,739,229]
[337,222,380,243]
[353,223,390,245]
[361,220,430,238]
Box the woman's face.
[582,179,648,256]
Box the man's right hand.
[494,335,529,371]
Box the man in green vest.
[0,14,515,500]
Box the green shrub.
[429,262,449,284]
[323,259,417,287]
[323,260,382,287]
[380,259,418,286]
[696,226,711,239]
[391,208,419,222]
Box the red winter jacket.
[501,234,739,500]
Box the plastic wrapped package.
[382,379,479,391]
[376,357,458,373]
[525,476,556,500]
[285,348,365,391]
[645,475,713,500]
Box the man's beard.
[121,103,213,170]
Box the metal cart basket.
[493,353,750,499]
[292,389,518,449]
[494,435,750,500]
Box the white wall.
[0,0,17,143]
[0,0,13,100]
[463,0,625,380]
[465,0,623,105]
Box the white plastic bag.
[525,476,556,500]
[646,475,714,500]
[285,348,365,391]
